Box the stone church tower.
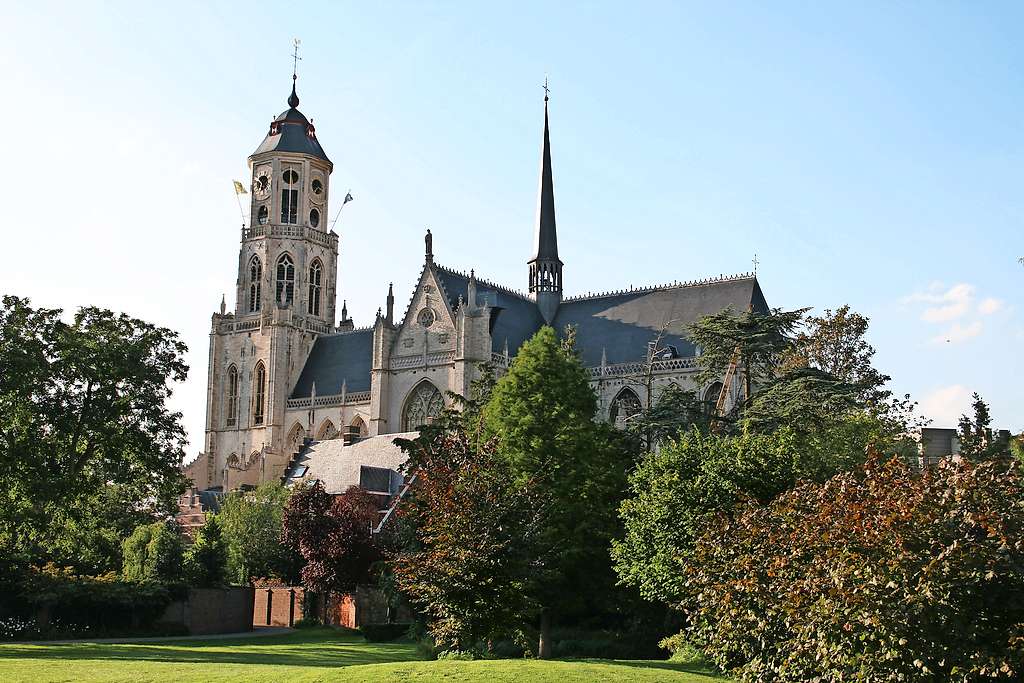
[199,76,340,490]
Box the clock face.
[253,166,272,199]
[310,177,324,203]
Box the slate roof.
[531,98,559,263]
[290,328,373,399]
[553,275,768,366]
[433,265,546,356]
[251,83,331,164]
[282,432,416,495]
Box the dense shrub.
[121,521,185,584]
[183,514,227,587]
[2,564,182,640]
[359,622,412,642]
[681,454,1024,682]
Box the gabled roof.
[433,265,546,356]
[290,327,373,398]
[553,275,768,366]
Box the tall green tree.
[219,481,299,584]
[184,514,227,587]
[0,296,188,573]
[482,326,633,657]
[957,392,1009,461]
[689,306,807,404]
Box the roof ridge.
[563,272,756,302]
[321,325,375,337]
[433,262,533,302]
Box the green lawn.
[0,628,726,682]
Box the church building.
[184,76,768,492]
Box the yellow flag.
[233,180,248,195]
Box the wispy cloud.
[904,282,1009,345]
[929,321,983,345]
[904,283,974,322]
[979,298,1003,315]
[919,385,972,427]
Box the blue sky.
[1,1,1020,454]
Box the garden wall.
[161,587,254,635]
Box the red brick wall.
[161,587,254,635]
[252,587,305,627]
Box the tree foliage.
[219,481,299,584]
[612,429,803,605]
[0,296,188,573]
[957,392,1009,462]
[282,482,381,594]
[121,521,185,584]
[482,326,634,655]
[689,306,807,402]
[681,454,1024,682]
[392,427,540,652]
[183,514,227,587]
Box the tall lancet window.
[252,362,266,426]
[248,256,262,313]
[307,259,323,316]
[225,365,238,427]
[281,169,299,224]
[276,254,295,306]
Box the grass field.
[0,628,726,682]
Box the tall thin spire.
[532,79,559,263]
[528,78,563,324]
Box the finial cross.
[291,38,302,79]
[752,253,760,276]
[542,76,550,101]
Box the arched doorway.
[703,382,724,414]
[402,381,444,431]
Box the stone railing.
[589,356,698,379]
[390,350,457,370]
[286,390,371,410]
[242,224,338,249]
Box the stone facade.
[184,81,766,491]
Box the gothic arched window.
[252,361,266,425]
[226,365,238,427]
[317,420,338,440]
[248,256,262,313]
[403,381,444,431]
[609,387,643,428]
[287,422,304,454]
[307,259,323,316]
[276,254,295,306]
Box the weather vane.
[291,38,302,79]
[752,253,760,276]
[543,75,550,102]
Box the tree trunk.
[538,610,552,659]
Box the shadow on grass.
[568,658,728,679]
[0,630,421,669]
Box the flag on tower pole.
[232,180,248,229]
[330,190,354,230]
